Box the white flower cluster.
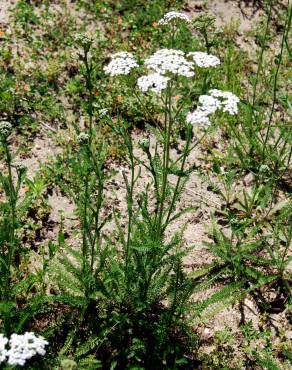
[103,51,138,76]
[144,49,195,78]
[0,332,48,367]
[209,89,240,115]
[158,11,190,25]
[74,32,94,48]
[77,132,90,144]
[0,121,12,138]
[137,73,170,93]
[187,90,240,126]
[188,51,220,68]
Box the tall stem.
[82,170,89,264]
[84,49,94,140]
[125,133,135,276]
[262,4,291,160]
[82,45,95,275]
[91,155,104,272]
[4,142,17,301]
[164,125,192,229]
[157,82,172,238]
[251,0,273,107]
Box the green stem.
[82,168,90,279]
[262,4,291,160]
[251,0,273,107]
[125,133,135,276]
[83,49,94,140]
[90,147,105,272]
[133,90,162,132]
[164,125,192,229]
[157,82,173,238]
[4,142,17,301]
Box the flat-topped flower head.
[0,334,8,364]
[144,49,194,78]
[188,52,220,68]
[137,73,170,93]
[158,11,190,26]
[104,51,138,76]
[7,332,48,367]
[209,89,240,115]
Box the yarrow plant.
[97,24,241,364]
[0,332,48,367]
[103,51,138,76]
[54,9,243,369]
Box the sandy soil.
[188,0,262,29]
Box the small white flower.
[104,51,138,76]
[186,110,210,126]
[144,49,194,78]
[7,332,48,367]
[209,89,240,115]
[188,51,220,68]
[137,73,170,93]
[158,11,190,25]
[0,334,8,364]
